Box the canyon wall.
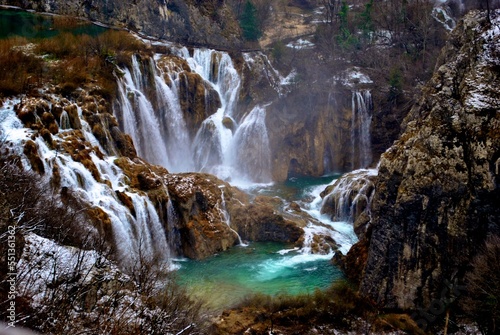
[357,10,500,310]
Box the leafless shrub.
[462,235,500,335]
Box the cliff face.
[1,0,242,49]
[359,10,500,309]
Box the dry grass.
[0,25,148,99]
[235,280,374,330]
[0,37,43,96]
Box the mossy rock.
[64,104,82,129]
[23,140,45,174]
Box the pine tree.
[240,1,261,41]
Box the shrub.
[0,37,43,96]
[462,235,500,335]
[236,280,373,330]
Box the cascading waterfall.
[114,49,272,185]
[116,62,171,168]
[217,185,246,246]
[154,66,194,172]
[230,106,272,183]
[0,101,174,270]
[351,90,373,169]
[320,168,378,223]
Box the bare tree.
[320,0,342,25]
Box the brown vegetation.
[212,280,423,334]
[0,37,43,96]
[0,23,149,99]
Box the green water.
[175,242,343,310]
[175,175,347,310]
[0,9,106,39]
[252,174,342,201]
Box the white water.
[320,168,378,227]
[114,49,273,185]
[255,177,360,281]
[0,100,174,270]
[301,182,360,255]
[218,185,247,246]
[351,90,373,169]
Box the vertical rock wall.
[359,10,500,309]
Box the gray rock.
[359,10,500,310]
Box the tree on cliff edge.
[240,0,262,41]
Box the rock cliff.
[357,10,500,310]
[0,0,242,49]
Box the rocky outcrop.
[0,0,243,49]
[358,10,500,310]
[320,169,377,239]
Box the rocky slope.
[0,0,242,49]
[353,10,500,310]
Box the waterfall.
[114,49,272,185]
[351,90,373,169]
[230,106,272,183]
[218,185,247,246]
[154,70,194,172]
[1,101,174,269]
[115,60,171,168]
[166,198,182,256]
[59,111,71,130]
[320,169,377,223]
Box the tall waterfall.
[351,90,373,169]
[114,49,272,185]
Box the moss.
[40,128,54,148]
[23,140,45,174]
[115,191,136,218]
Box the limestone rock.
[359,10,500,310]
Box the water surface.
[175,175,350,310]
[0,9,106,39]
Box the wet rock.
[64,104,82,130]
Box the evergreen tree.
[240,1,261,41]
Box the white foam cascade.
[0,101,174,270]
[116,60,171,168]
[320,168,378,223]
[351,90,373,169]
[230,106,272,183]
[217,186,246,246]
[114,49,272,184]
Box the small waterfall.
[351,90,373,169]
[166,198,182,256]
[230,106,272,183]
[218,185,247,246]
[59,111,71,130]
[321,169,377,223]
